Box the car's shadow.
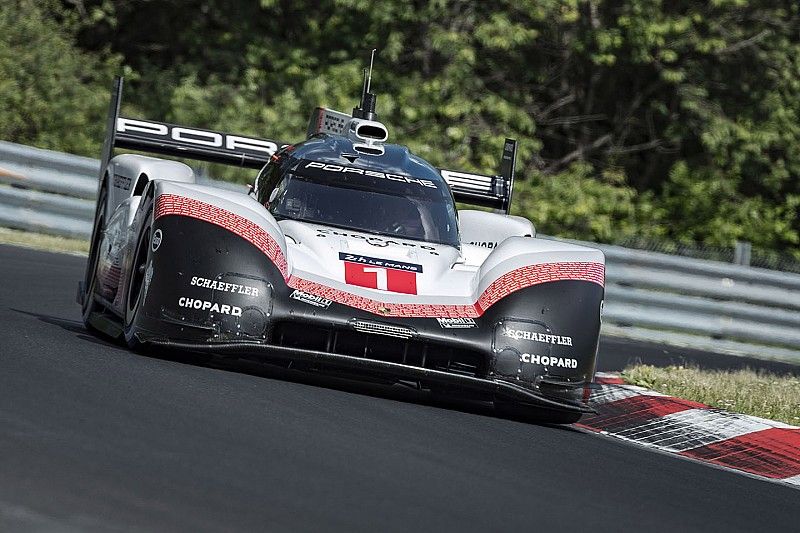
[12,309,125,350]
[15,308,584,432]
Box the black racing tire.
[82,184,108,332]
[494,400,583,425]
[123,199,154,349]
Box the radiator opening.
[271,321,484,378]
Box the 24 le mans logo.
[339,253,421,295]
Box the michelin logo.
[520,353,578,368]
[151,229,163,252]
[502,327,572,346]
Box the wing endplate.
[441,138,517,214]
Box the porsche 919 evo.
[79,71,605,423]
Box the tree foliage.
[3,1,800,257]
[0,0,120,155]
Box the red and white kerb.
[586,373,800,487]
[155,194,605,317]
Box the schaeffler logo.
[502,327,572,346]
[190,276,260,297]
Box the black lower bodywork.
[109,214,603,420]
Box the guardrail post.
[734,241,752,266]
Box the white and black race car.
[79,74,605,423]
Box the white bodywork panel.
[281,220,603,304]
[459,209,534,249]
[96,157,603,315]
[147,183,603,305]
[107,154,195,213]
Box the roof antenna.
[366,48,376,93]
[353,48,378,121]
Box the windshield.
[268,160,459,247]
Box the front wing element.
[148,339,595,414]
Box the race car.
[79,74,605,423]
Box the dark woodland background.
[3,0,800,261]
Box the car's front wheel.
[82,184,107,331]
[123,200,153,349]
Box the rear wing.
[101,78,517,213]
[98,77,287,180]
[440,139,517,214]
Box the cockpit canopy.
[265,157,459,247]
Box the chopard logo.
[178,297,242,316]
[520,353,578,368]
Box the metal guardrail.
[2,140,799,364]
[0,141,245,239]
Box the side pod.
[126,183,289,345]
[476,237,605,402]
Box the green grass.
[0,227,88,255]
[622,364,800,426]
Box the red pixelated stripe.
[155,194,288,278]
[155,194,604,317]
[680,428,800,479]
[476,262,604,313]
[288,277,477,318]
[577,395,706,433]
[290,261,602,318]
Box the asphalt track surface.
[1,244,798,532]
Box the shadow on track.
[12,309,87,335]
[13,307,583,432]
[11,308,129,350]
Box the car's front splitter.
[146,339,595,415]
